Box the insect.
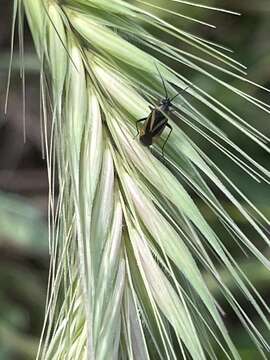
[135,65,188,155]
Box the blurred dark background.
[0,0,269,359]
[0,1,48,359]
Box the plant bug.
[135,64,188,155]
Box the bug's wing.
[149,110,157,132]
[142,109,167,138]
[152,116,167,138]
[142,110,155,134]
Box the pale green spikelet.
[15,0,270,359]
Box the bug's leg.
[134,117,147,138]
[161,123,172,156]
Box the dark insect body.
[135,99,173,155]
[135,64,187,155]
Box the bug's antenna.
[169,84,190,102]
[154,61,168,99]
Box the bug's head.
[139,130,153,146]
[160,97,172,111]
